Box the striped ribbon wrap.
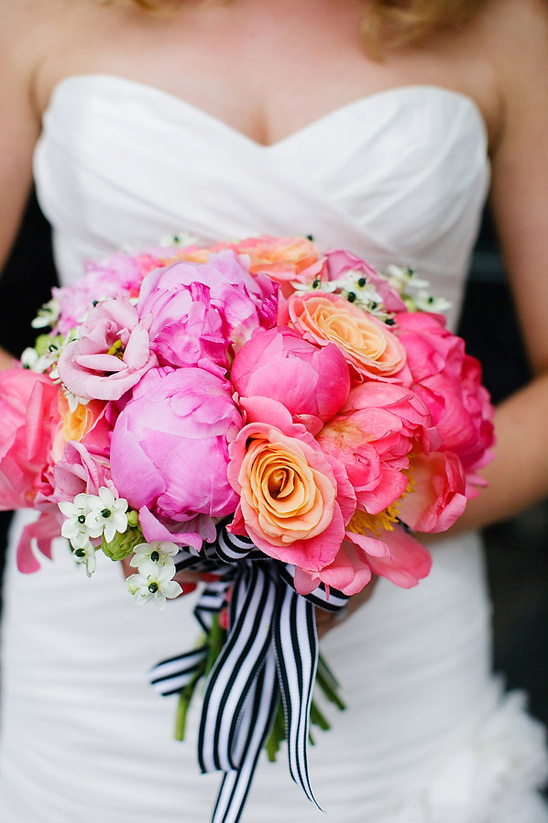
[149,520,349,823]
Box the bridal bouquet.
[0,234,494,822]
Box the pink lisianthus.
[396,311,495,492]
[280,291,406,382]
[57,297,157,401]
[138,251,278,355]
[324,249,407,313]
[230,327,350,431]
[0,368,60,511]
[227,397,356,572]
[317,382,439,515]
[110,366,242,550]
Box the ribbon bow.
[149,521,348,823]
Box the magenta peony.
[110,366,242,550]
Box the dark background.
[1,195,547,728]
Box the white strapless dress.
[1,76,547,823]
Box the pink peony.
[57,297,157,401]
[138,251,278,355]
[0,369,60,511]
[396,312,495,491]
[280,291,407,382]
[396,449,467,533]
[230,327,351,431]
[110,367,242,550]
[227,398,356,571]
[317,382,438,515]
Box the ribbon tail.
[211,652,279,823]
[275,585,322,811]
[198,564,278,774]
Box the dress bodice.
[33,74,490,331]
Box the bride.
[1,0,548,820]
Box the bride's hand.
[315,575,378,639]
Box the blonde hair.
[103,0,486,47]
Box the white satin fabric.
[1,75,546,822]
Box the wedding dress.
[0,75,547,823]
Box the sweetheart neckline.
[45,73,489,151]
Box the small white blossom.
[413,291,452,314]
[85,487,129,543]
[385,264,430,293]
[59,493,95,549]
[126,559,182,609]
[71,542,97,577]
[31,298,61,329]
[130,540,180,569]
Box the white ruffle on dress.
[0,76,547,822]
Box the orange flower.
[283,291,406,381]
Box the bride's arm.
[0,1,53,370]
[450,0,548,533]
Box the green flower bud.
[101,525,144,561]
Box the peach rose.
[227,403,355,571]
[280,291,406,381]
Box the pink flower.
[396,312,495,491]
[280,291,407,382]
[396,450,467,533]
[53,440,114,503]
[110,367,242,550]
[233,235,324,299]
[138,251,278,355]
[293,523,432,596]
[140,279,231,375]
[57,297,157,401]
[230,327,350,430]
[317,382,438,515]
[0,369,60,511]
[227,398,356,571]
[324,250,407,313]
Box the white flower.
[58,493,95,549]
[159,230,198,248]
[385,264,430,292]
[71,542,97,577]
[126,559,182,609]
[31,298,61,330]
[130,540,180,569]
[413,290,452,313]
[85,487,129,543]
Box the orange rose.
[283,291,406,380]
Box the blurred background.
[0,195,547,728]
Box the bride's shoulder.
[0,0,74,73]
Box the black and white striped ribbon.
[149,521,349,823]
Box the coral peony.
[231,327,350,429]
[317,382,438,515]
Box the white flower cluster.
[125,541,182,609]
[384,265,452,314]
[58,488,129,576]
